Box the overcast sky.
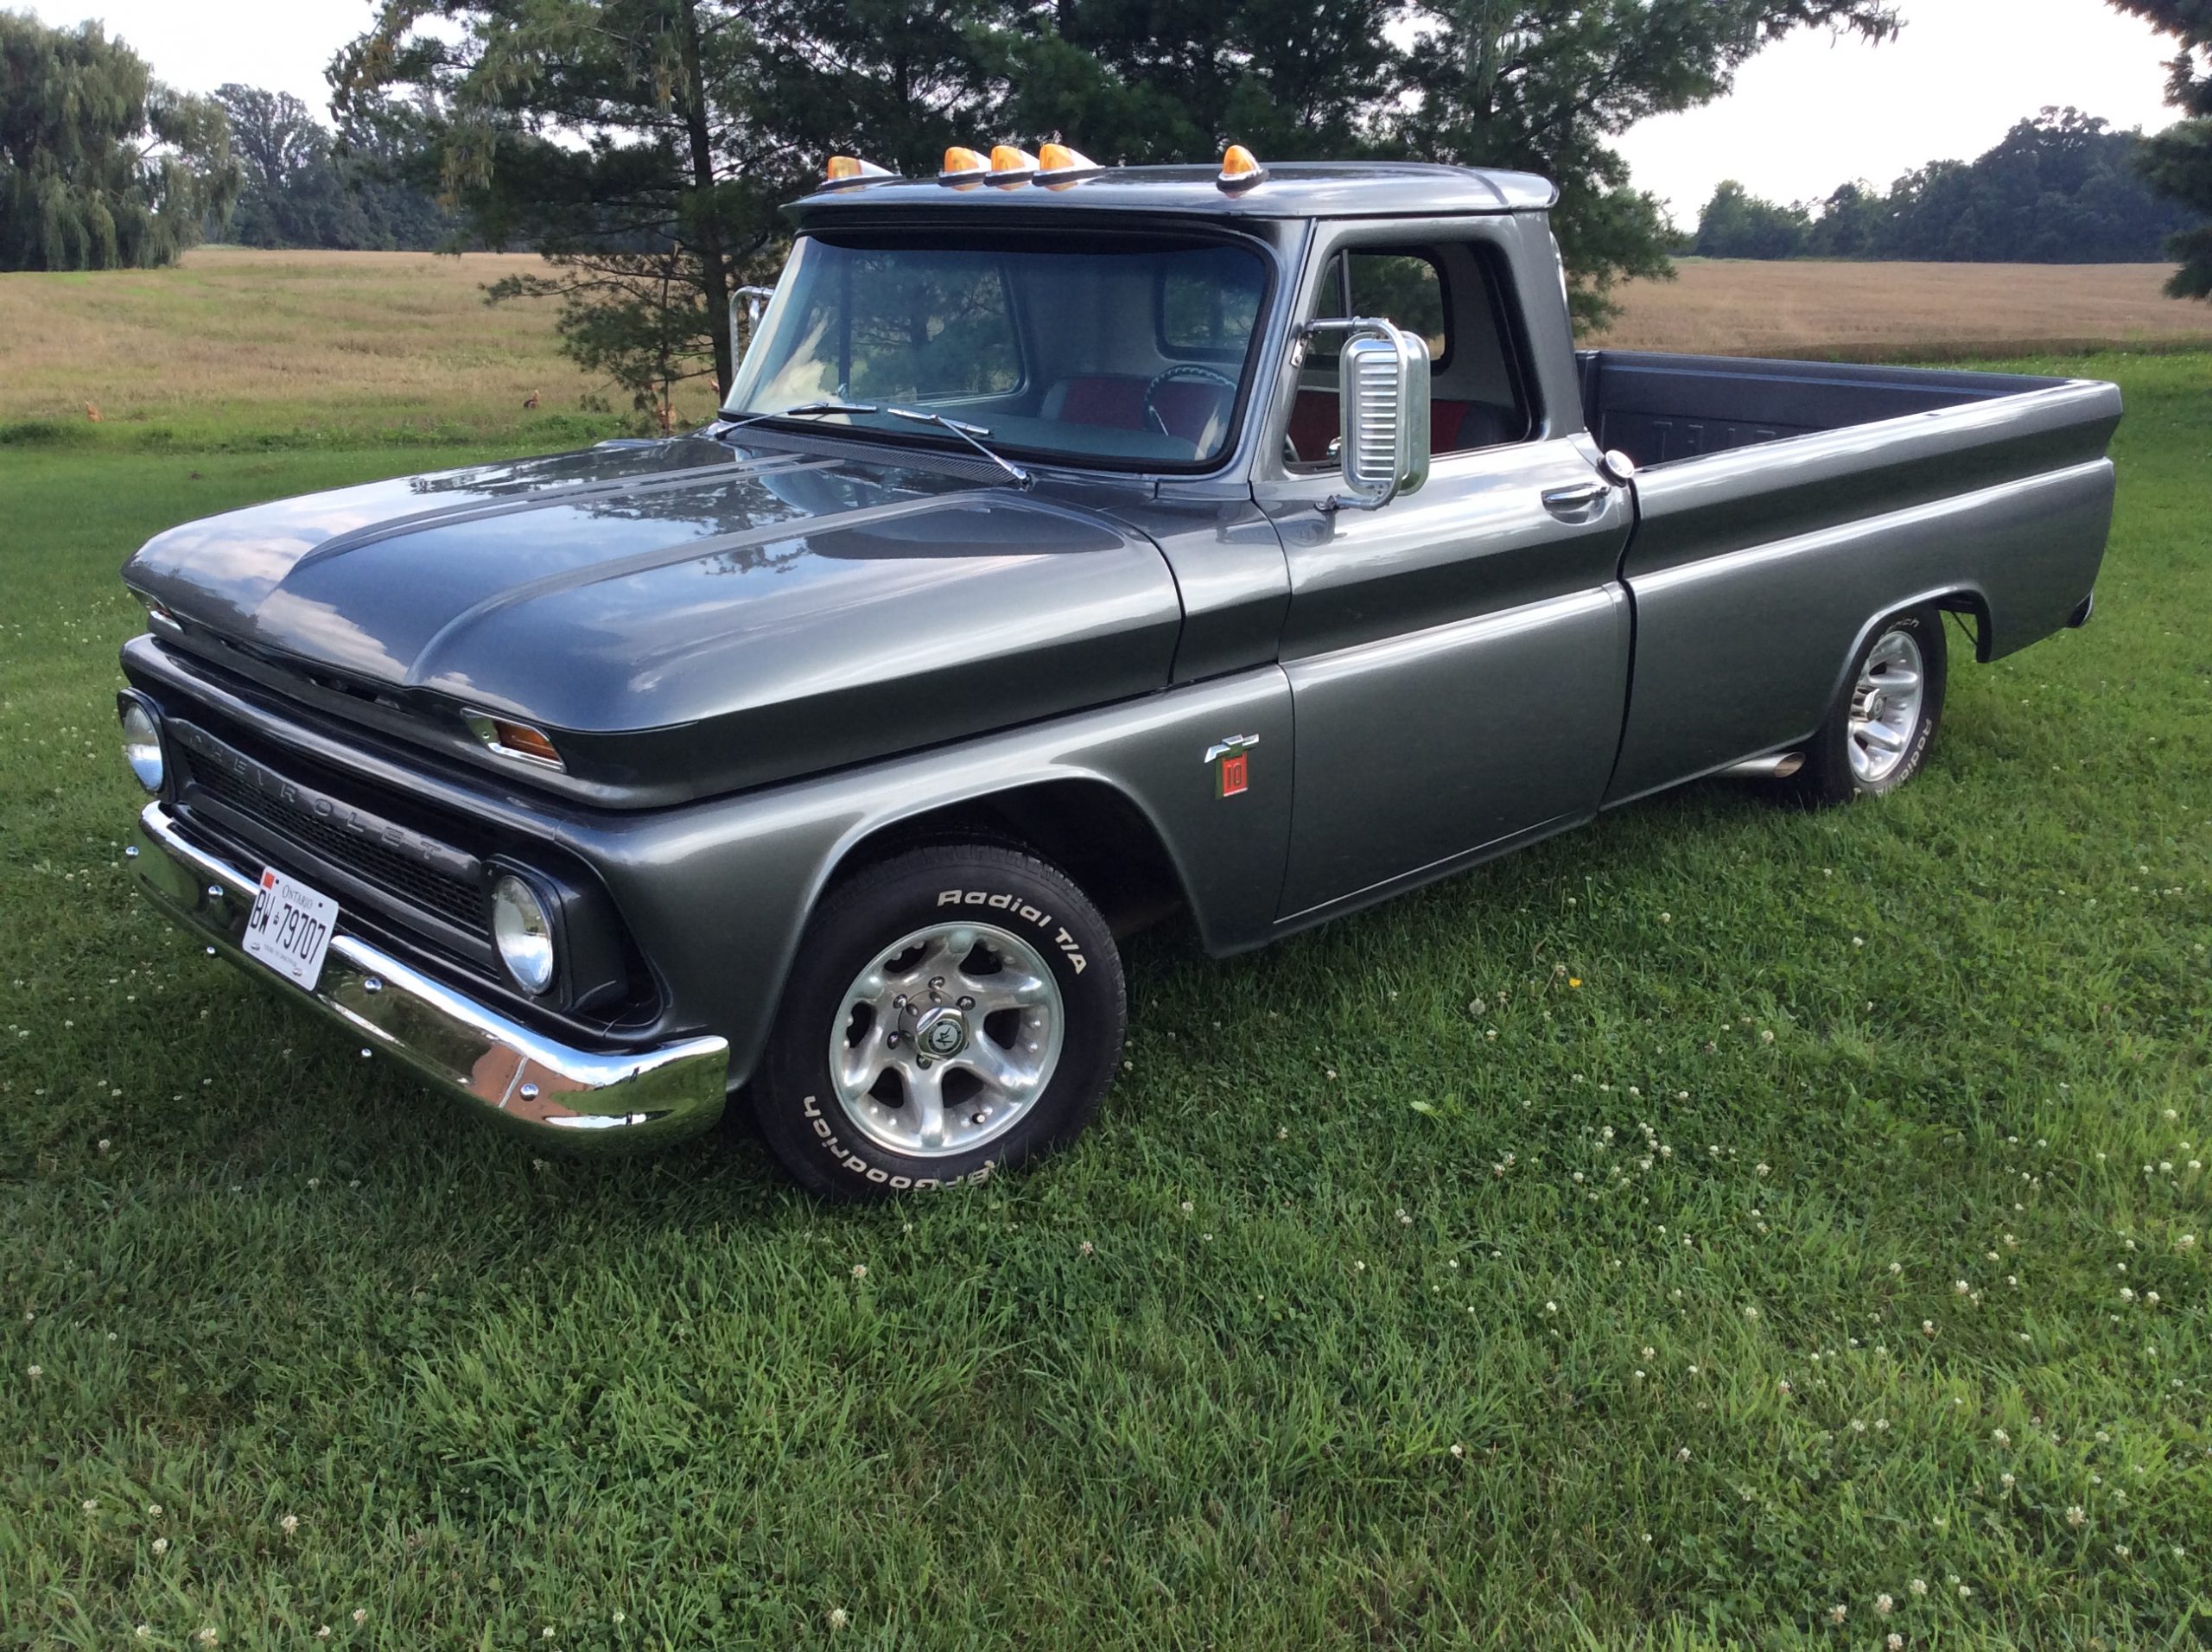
[16,0,2185,226]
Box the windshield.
[723,232,1270,469]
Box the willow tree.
[0,15,239,271]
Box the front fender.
[563,667,1295,1090]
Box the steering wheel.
[1142,364,1237,449]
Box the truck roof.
[788,161,1559,226]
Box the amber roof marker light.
[823,155,893,188]
[988,144,1039,182]
[1217,143,1265,190]
[939,146,989,183]
[1034,143,1103,186]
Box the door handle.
[1541,480,1611,517]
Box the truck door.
[1255,221,1633,923]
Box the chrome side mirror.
[1331,320,1431,511]
[729,283,776,369]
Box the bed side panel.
[1605,379,2120,806]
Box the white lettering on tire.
[801,1093,993,1190]
[934,888,1086,974]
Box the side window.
[1286,242,1530,467]
[838,249,1023,403]
[1159,246,1267,359]
[1348,252,1449,365]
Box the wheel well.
[830,781,1187,940]
[1936,591,1994,663]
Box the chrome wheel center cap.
[912,1005,969,1061]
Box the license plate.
[241,867,339,990]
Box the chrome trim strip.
[129,802,729,1152]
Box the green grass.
[2,353,2208,1649]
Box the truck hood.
[125,439,1186,797]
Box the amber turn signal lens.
[494,721,563,766]
[988,144,1038,174]
[825,155,863,181]
[941,146,988,177]
[464,709,564,770]
[1218,143,1263,186]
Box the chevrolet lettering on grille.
[171,722,481,884]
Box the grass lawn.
[2,350,2208,1649]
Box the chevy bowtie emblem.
[1204,734,1258,798]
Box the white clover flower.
[1828,1604,1847,1625]
[2068,1504,2087,1528]
[152,1537,169,1555]
[353,1610,368,1625]
[280,1514,298,1535]
[829,1608,849,1630]
[1675,1446,1690,1463]
[1887,1636,1904,1652]
[850,1264,867,1280]
[1910,1579,1928,1597]
[1993,1428,2010,1446]
[1875,1593,1893,1615]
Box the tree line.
[1691,109,2196,263]
[1,14,454,266]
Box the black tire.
[1790,601,1948,806]
[754,843,1126,1198]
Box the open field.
[1603,259,2212,359]
[0,248,722,445]
[1,249,2209,1646]
[3,251,2209,454]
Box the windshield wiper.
[718,400,1032,491]
[884,406,1033,491]
[716,400,879,436]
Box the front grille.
[189,757,490,932]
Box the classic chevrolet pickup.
[116,148,2121,1195]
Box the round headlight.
[119,699,163,792]
[491,874,556,995]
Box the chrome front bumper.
[129,802,730,1151]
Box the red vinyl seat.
[1046,375,1236,447]
[1288,389,1503,461]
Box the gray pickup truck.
[116,150,2121,1196]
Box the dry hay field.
[0,248,712,442]
[1604,258,2212,359]
[0,247,2207,445]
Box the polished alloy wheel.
[828,920,1065,1157]
[1847,627,1927,785]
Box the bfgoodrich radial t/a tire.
[754,844,1126,1198]
[1791,602,1948,806]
